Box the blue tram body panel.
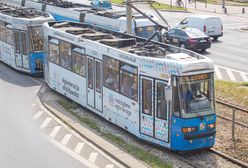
[52,14,79,22]
[171,114,216,151]
[30,52,44,75]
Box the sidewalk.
[38,85,150,168]
[157,0,248,17]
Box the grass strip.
[110,0,187,11]
[215,80,248,107]
[58,99,172,168]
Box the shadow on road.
[0,62,40,88]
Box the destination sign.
[182,73,210,82]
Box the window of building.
[120,62,137,101]
[157,82,167,120]
[59,40,72,70]
[142,79,152,115]
[103,55,119,92]
[72,48,86,77]
[29,26,44,52]
[49,38,59,64]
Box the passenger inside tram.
[121,76,132,97]
[182,83,211,113]
[106,72,118,91]
[73,56,85,76]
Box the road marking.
[61,134,72,146]
[49,126,61,138]
[33,111,43,120]
[240,73,248,82]
[105,164,114,168]
[40,117,52,128]
[226,69,236,81]
[89,152,98,163]
[74,143,85,154]
[48,137,98,168]
[214,66,223,80]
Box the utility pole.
[126,0,133,35]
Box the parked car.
[177,15,223,41]
[90,0,112,9]
[163,27,211,52]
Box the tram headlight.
[182,126,198,133]
[207,123,216,130]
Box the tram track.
[209,148,248,168]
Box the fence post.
[232,109,236,142]
[242,8,245,14]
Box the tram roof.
[48,22,209,60]
[0,3,51,18]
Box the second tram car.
[4,0,161,40]
[0,3,54,75]
[43,21,216,151]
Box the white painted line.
[240,73,248,82]
[48,137,98,168]
[105,164,114,168]
[61,134,72,146]
[40,117,52,128]
[89,152,98,163]
[214,66,223,80]
[226,69,236,81]
[74,143,85,154]
[49,126,61,138]
[33,111,43,120]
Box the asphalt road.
[73,0,248,73]
[158,11,248,73]
[0,63,88,168]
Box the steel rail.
[210,148,248,168]
[217,114,248,128]
[216,99,248,114]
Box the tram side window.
[103,56,119,92]
[72,50,86,77]
[60,40,72,70]
[96,61,101,93]
[49,39,59,64]
[120,63,138,101]
[29,27,43,52]
[157,82,167,120]
[142,79,152,115]
[0,26,6,42]
[5,28,13,45]
[14,31,20,54]
[173,85,180,117]
[21,32,27,55]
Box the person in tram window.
[121,76,132,97]
[61,53,71,69]
[74,56,85,76]
[130,78,138,100]
[106,72,118,91]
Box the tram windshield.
[135,26,158,41]
[173,73,215,118]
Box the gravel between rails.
[47,89,244,168]
[215,104,248,164]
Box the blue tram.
[4,0,161,40]
[43,21,216,151]
[0,3,54,75]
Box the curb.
[38,85,150,168]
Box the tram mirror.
[165,87,172,101]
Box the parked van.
[177,15,223,40]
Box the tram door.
[87,57,102,112]
[140,76,169,142]
[14,31,29,69]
